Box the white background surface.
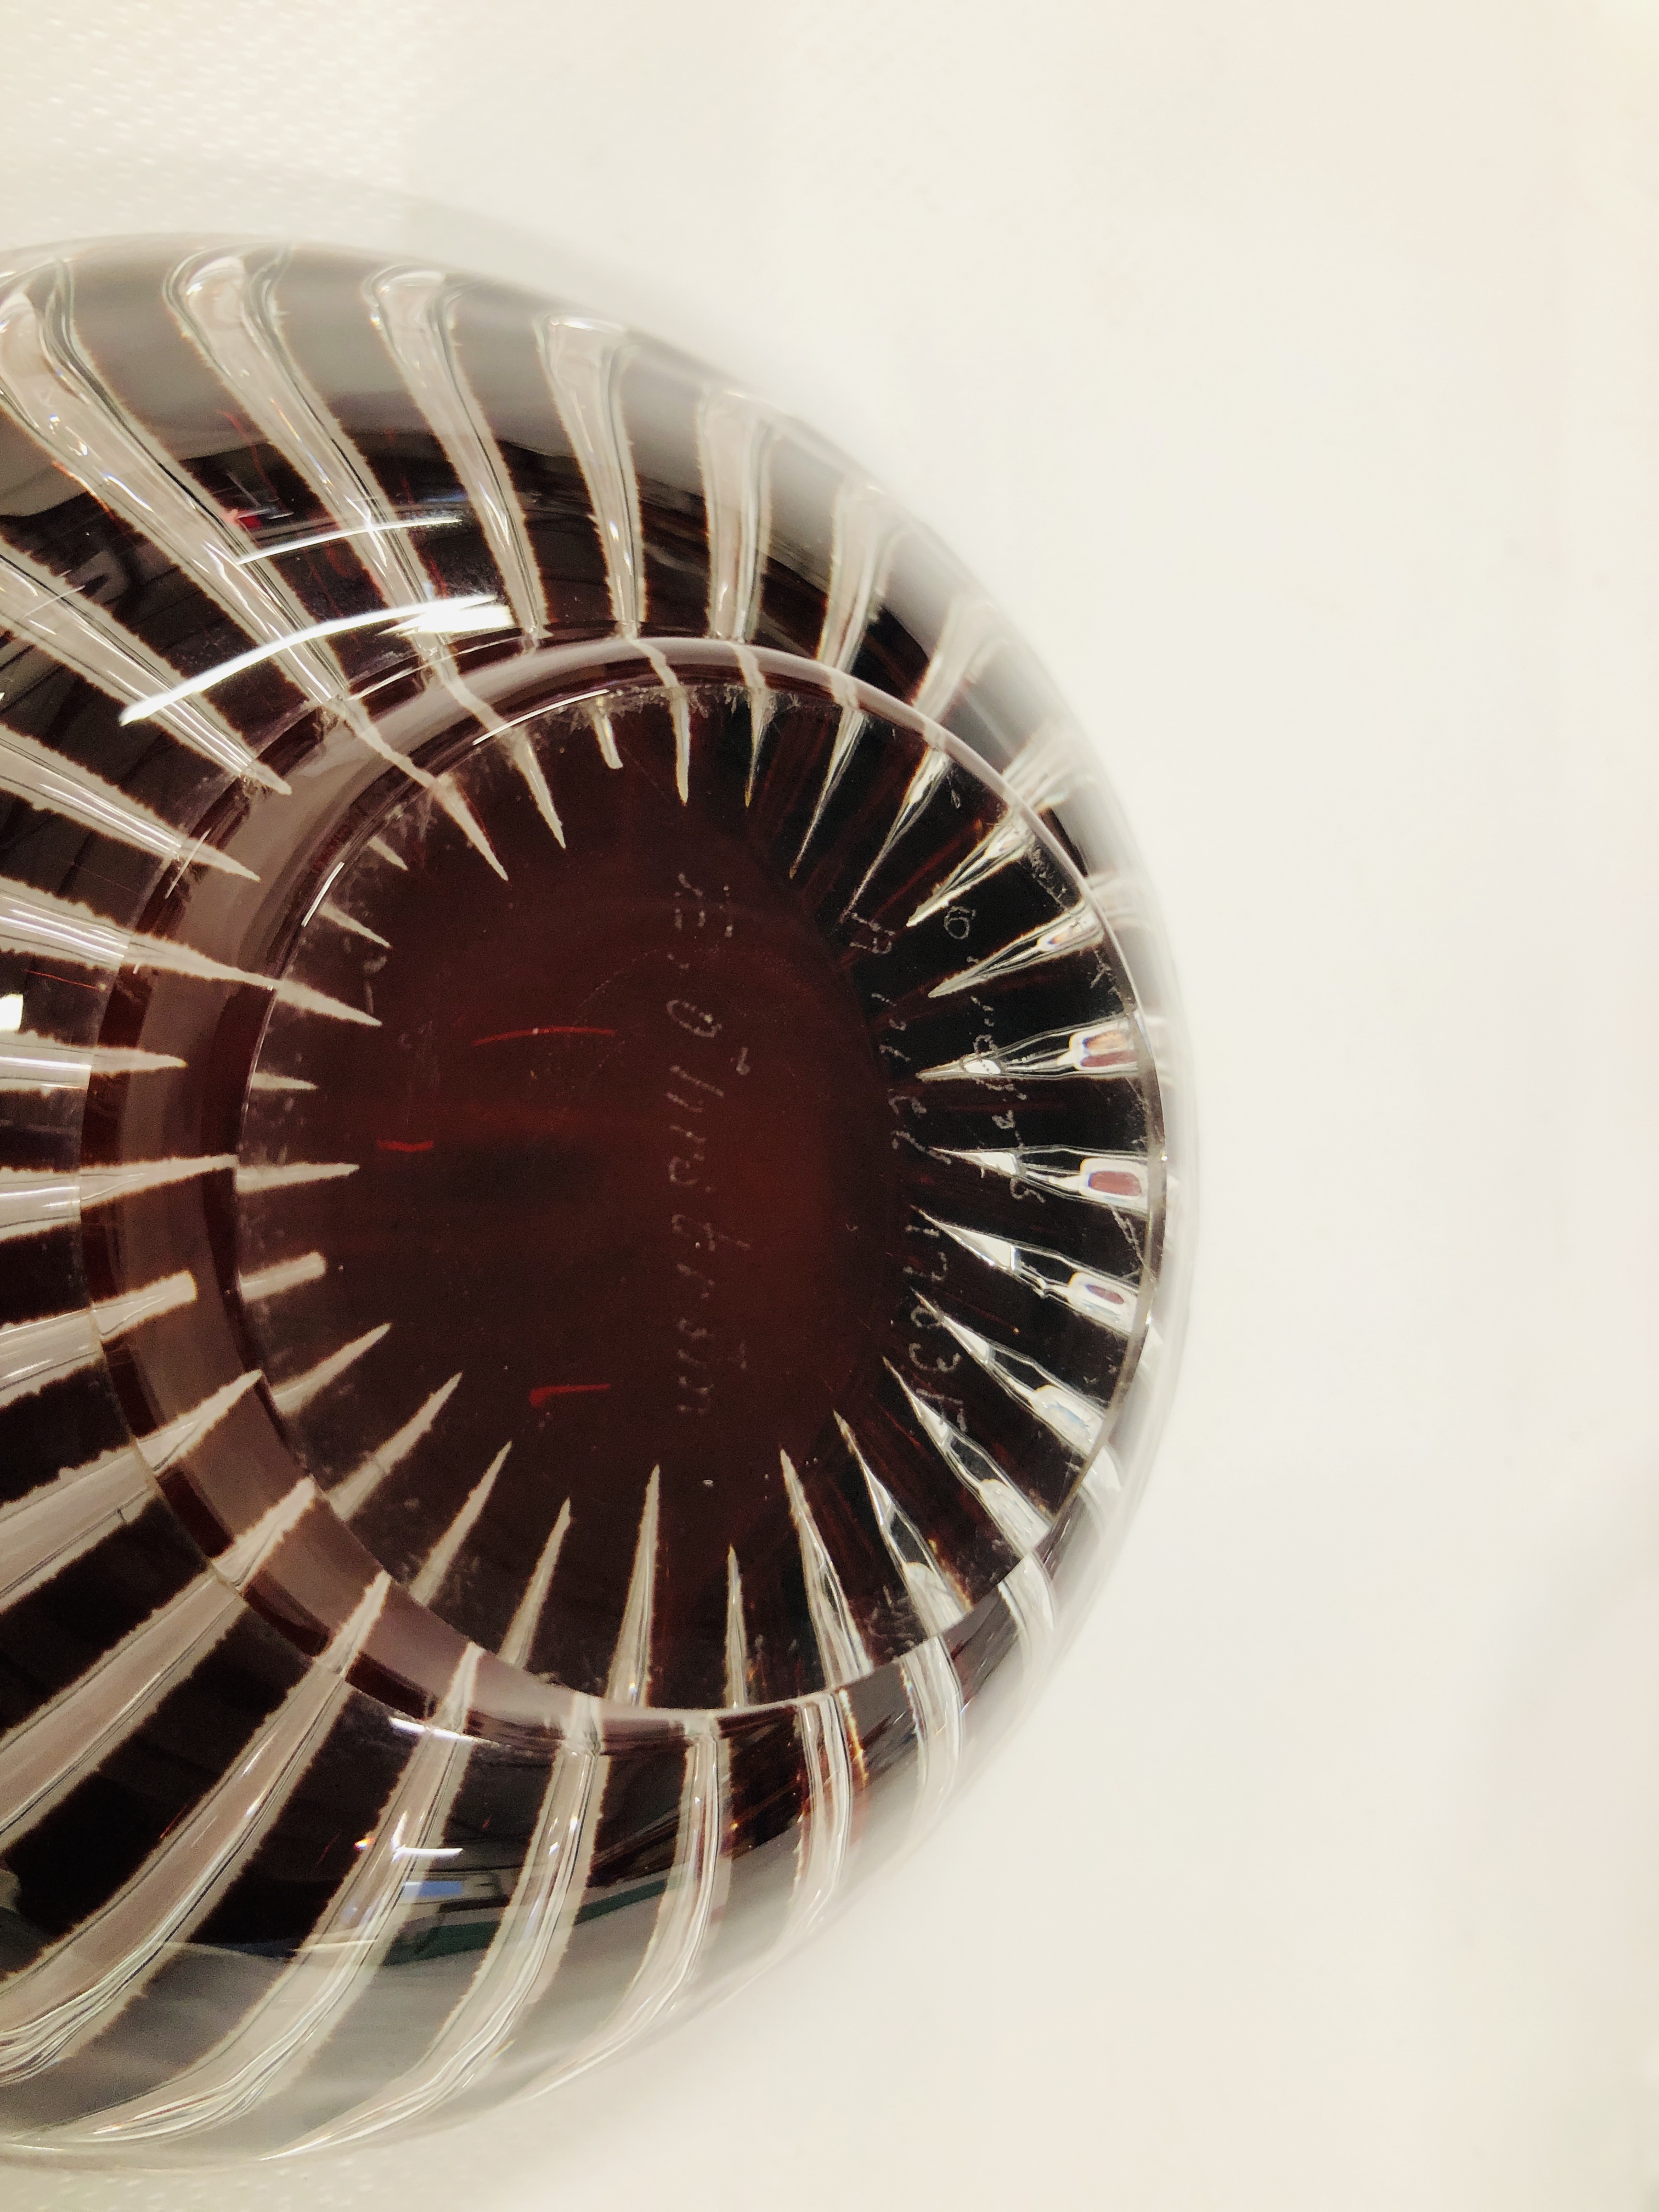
[1,3,1657,2206]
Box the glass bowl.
[0,237,1188,2163]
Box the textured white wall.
[2,3,1657,2207]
